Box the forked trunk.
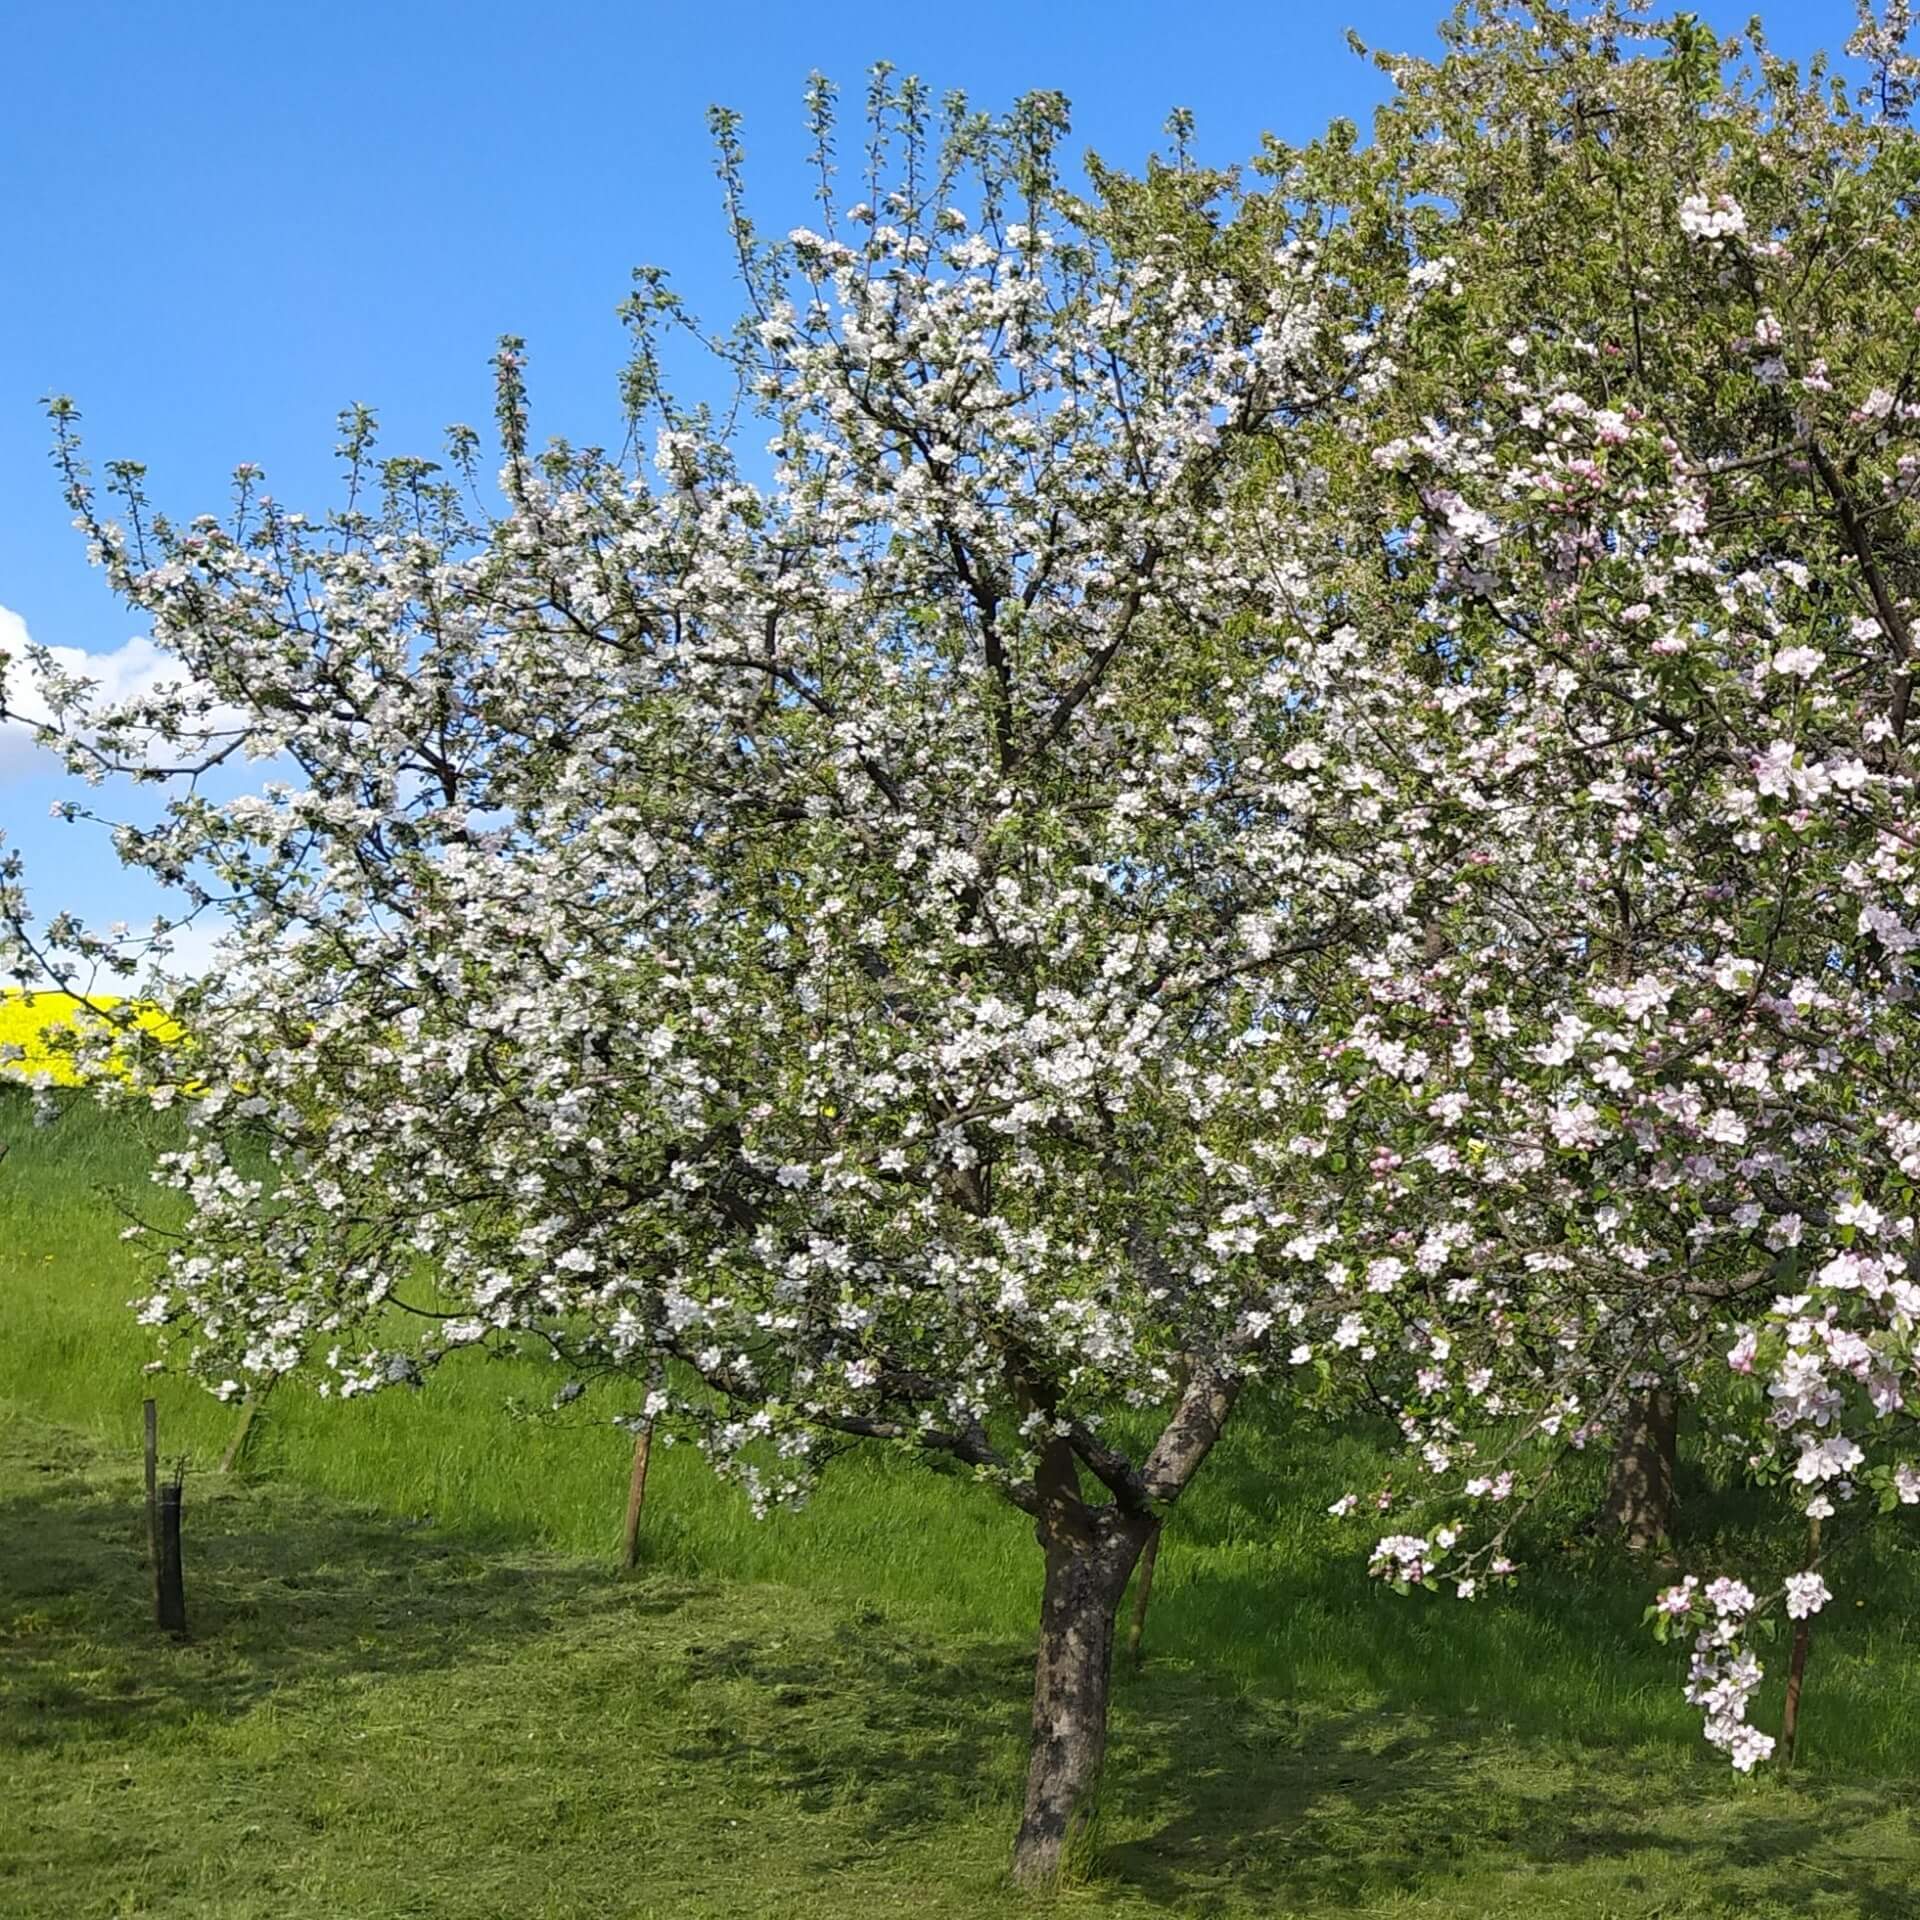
[1598,1385,1678,1551]
[1010,1511,1153,1887]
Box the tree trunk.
[1598,1385,1678,1551]
[1010,1509,1153,1887]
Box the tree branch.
[1808,435,1916,740]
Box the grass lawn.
[6,1089,1920,1916]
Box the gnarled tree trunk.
[1005,1357,1243,1886]
[1010,1502,1154,1886]
[1598,1385,1678,1551]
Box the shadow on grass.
[647,1615,1034,1840]
[639,1595,1920,1915]
[0,1410,660,1751]
[8,1402,1920,1917]
[0,1406,1029,1860]
[1100,1670,1920,1917]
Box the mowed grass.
[6,1087,1920,1917]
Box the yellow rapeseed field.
[0,989,185,1087]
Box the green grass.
[6,1089,1920,1916]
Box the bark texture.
[1010,1508,1152,1885]
[1598,1385,1678,1551]
[1006,1355,1245,1885]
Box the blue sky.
[0,0,1852,980]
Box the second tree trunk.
[1598,1385,1678,1551]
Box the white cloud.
[0,603,210,785]
[2,603,247,993]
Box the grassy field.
[6,1087,1920,1916]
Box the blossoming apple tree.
[1288,0,1920,1774]
[18,0,1920,1857]
[2,80,1443,1880]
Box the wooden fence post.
[620,1358,666,1571]
[218,1374,277,1475]
[621,1421,655,1571]
[1127,1522,1162,1668]
[1780,1513,1822,1769]
[143,1397,161,1602]
[155,1470,187,1636]
[143,1398,188,1635]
